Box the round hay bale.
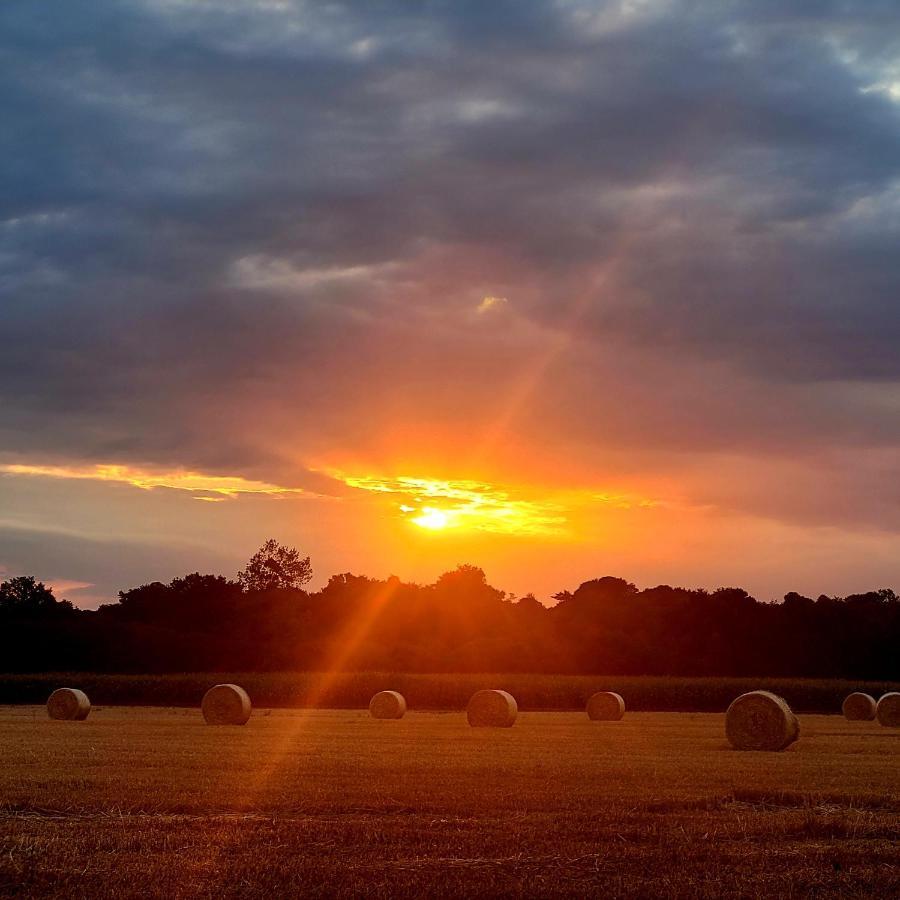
[46,688,90,721]
[876,692,900,727]
[586,691,625,721]
[842,692,877,721]
[369,690,406,719]
[467,689,517,728]
[725,691,799,751]
[202,683,251,726]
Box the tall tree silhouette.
[238,539,312,591]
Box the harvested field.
[0,707,897,898]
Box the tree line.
[1,540,898,678]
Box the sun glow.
[330,472,568,535]
[412,507,450,529]
[326,469,666,539]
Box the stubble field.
[1,707,898,898]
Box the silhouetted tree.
[0,576,72,617]
[513,593,545,614]
[237,539,312,592]
[110,574,243,630]
[1,564,898,678]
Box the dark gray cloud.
[0,521,235,606]
[2,0,900,516]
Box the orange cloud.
[0,462,302,499]
[475,295,508,314]
[333,472,566,535]
[329,471,662,538]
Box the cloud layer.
[3,0,900,600]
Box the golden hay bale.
[467,689,517,728]
[369,690,407,719]
[586,691,625,721]
[46,688,91,721]
[201,683,252,725]
[876,692,900,727]
[725,690,799,751]
[842,692,877,721]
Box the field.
[2,672,899,713]
[1,707,898,898]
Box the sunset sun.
[411,507,450,530]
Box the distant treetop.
[238,538,312,592]
[0,575,73,616]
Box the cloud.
[0,521,237,609]
[2,0,900,577]
[329,470,665,537]
[332,471,569,535]
[476,296,508,315]
[0,462,306,498]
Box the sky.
[3,0,900,607]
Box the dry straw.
[202,683,252,725]
[876,692,900,727]
[586,691,625,721]
[369,690,407,719]
[842,692,877,721]
[725,690,799,751]
[467,689,518,727]
[46,688,91,721]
